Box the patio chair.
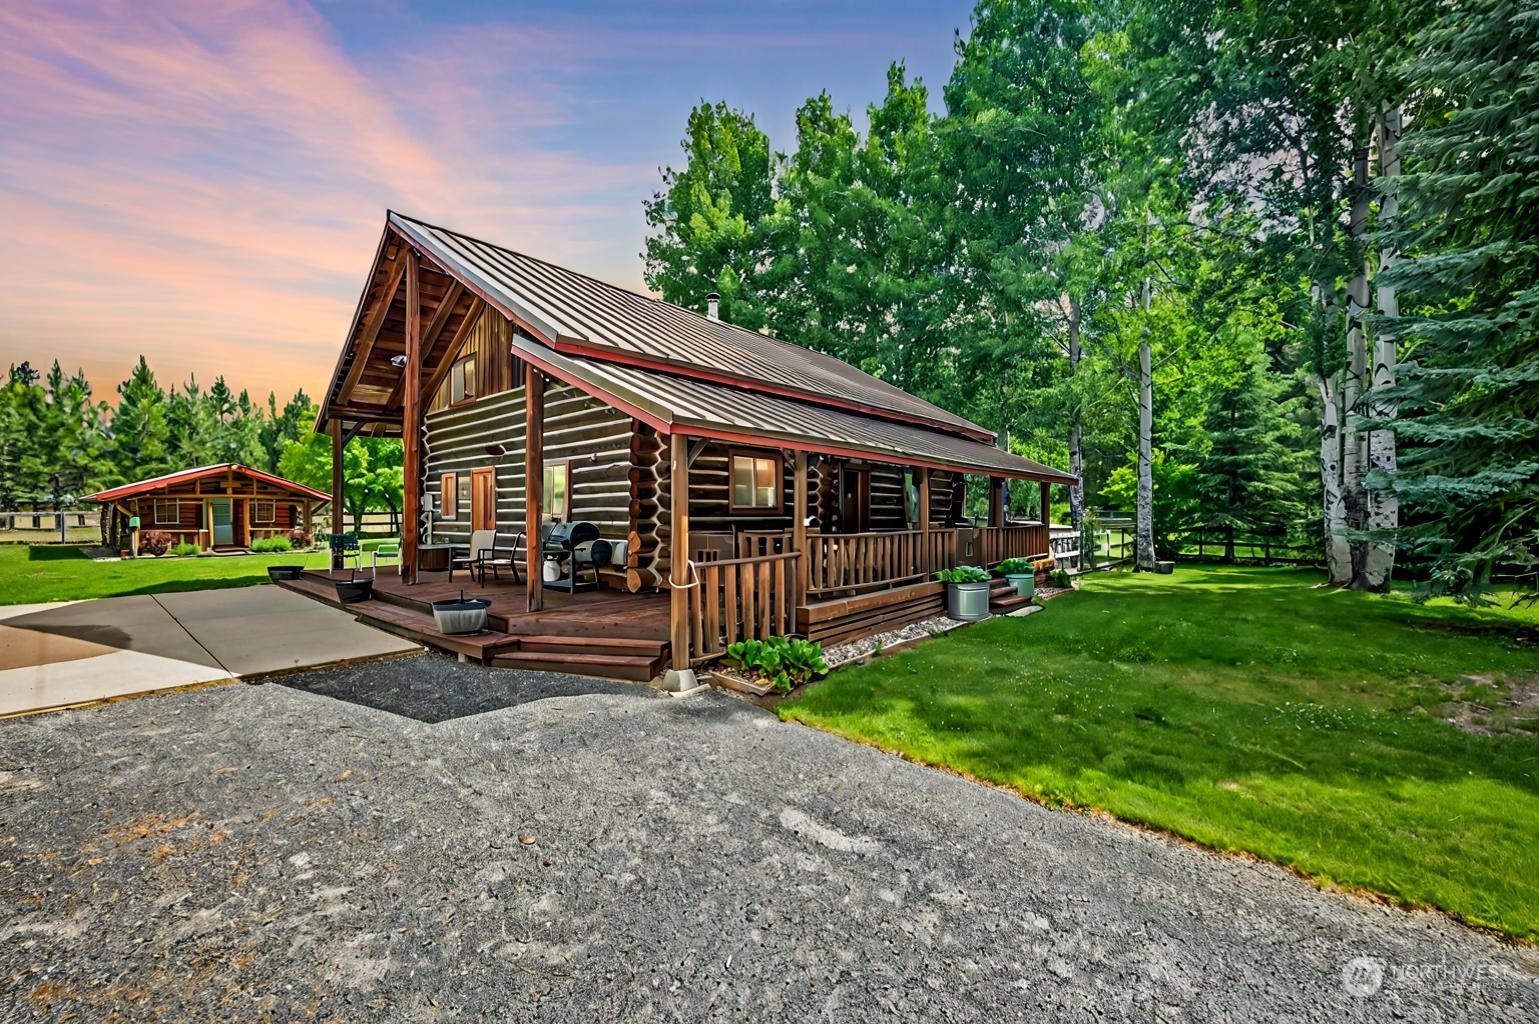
[449,529,496,584]
[474,530,523,586]
[371,538,403,577]
[327,532,362,575]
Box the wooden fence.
[687,551,801,662]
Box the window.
[450,355,477,404]
[543,461,569,521]
[251,499,275,524]
[730,453,781,512]
[154,499,180,525]
[440,473,457,519]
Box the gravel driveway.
[2,662,1535,1022]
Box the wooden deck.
[278,569,671,682]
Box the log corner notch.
[663,430,698,692]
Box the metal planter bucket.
[945,581,992,621]
[267,565,305,582]
[1005,572,1035,598]
[431,597,491,635]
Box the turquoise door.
[211,500,234,546]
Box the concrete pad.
[153,586,416,678]
[0,649,233,716]
[0,586,417,716]
[0,595,222,668]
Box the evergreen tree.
[109,357,172,485]
[1385,0,1539,600]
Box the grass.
[779,565,1539,940]
[0,543,383,606]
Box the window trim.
[153,499,180,525]
[542,459,571,522]
[728,450,783,514]
[440,472,458,519]
[449,354,477,406]
[251,499,275,524]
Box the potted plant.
[996,557,1035,598]
[716,636,829,696]
[935,565,992,621]
[431,592,492,635]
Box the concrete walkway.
[0,586,418,716]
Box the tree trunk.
[1315,373,1353,583]
[1136,332,1156,571]
[1067,296,1085,537]
[1358,105,1402,591]
[1343,145,1372,580]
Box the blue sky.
[0,0,976,400]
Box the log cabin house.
[88,464,329,552]
[302,211,1076,683]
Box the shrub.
[724,636,830,694]
[251,536,292,553]
[171,542,201,557]
[936,565,991,584]
[996,557,1033,576]
[288,529,313,549]
[139,531,173,556]
[1049,568,1072,588]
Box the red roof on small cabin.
[86,464,331,504]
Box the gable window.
[153,499,180,525]
[440,473,457,519]
[543,461,569,521]
[730,453,781,512]
[450,355,477,404]
[251,499,275,524]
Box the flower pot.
[945,581,992,621]
[267,565,305,582]
[333,577,374,604]
[1005,572,1035,598]
[711,670,775,697]
[431,597,491,635]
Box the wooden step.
[488,649,661,682]
[990,592,1035,612]
[510,634,666,657]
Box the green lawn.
[780,566,1539,940]
[0,543,368,605]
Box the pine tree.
[1385,0,1539,600]
[109,357,172,485]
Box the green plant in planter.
[996,557,1033,576]
[935,565,991,584]
[724,636,830,693]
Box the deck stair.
[488,635,669,682]
[988,578,1036,614]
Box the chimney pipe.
[706,292,720,322]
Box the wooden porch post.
[402,247,421,584]
[525,362,545,612]
[989,476,1005,528]
[330,419,345,570]
[917,467,931,571]
[669,431,690,672]
[792,449,808,606]
[1039,479,1052,527]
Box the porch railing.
[805,529,956,596]
[970,523,1051,567]
[687,551,801,662]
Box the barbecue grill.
[541,520,611,593]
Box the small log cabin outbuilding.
[88,464,330,551]
[314,212,1076,680]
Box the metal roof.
[87,464,332,504]
[388,212,995,442]
[508,333,1077,484]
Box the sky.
[0,0,975,405]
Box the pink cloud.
[0,0,655,401]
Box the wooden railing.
[688,551,801,662]
[972,524,1050,567]
[805,529,956,596]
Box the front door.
[470,467,497,532]
[210,500,234,546]
[840,467,870,533]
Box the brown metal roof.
[387,212,994,442]
[509,333,1077,484]
[87,464,331,503]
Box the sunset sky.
[0,0,971,405]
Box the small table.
[416,543,458,573]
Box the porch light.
[390,354,409,368]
